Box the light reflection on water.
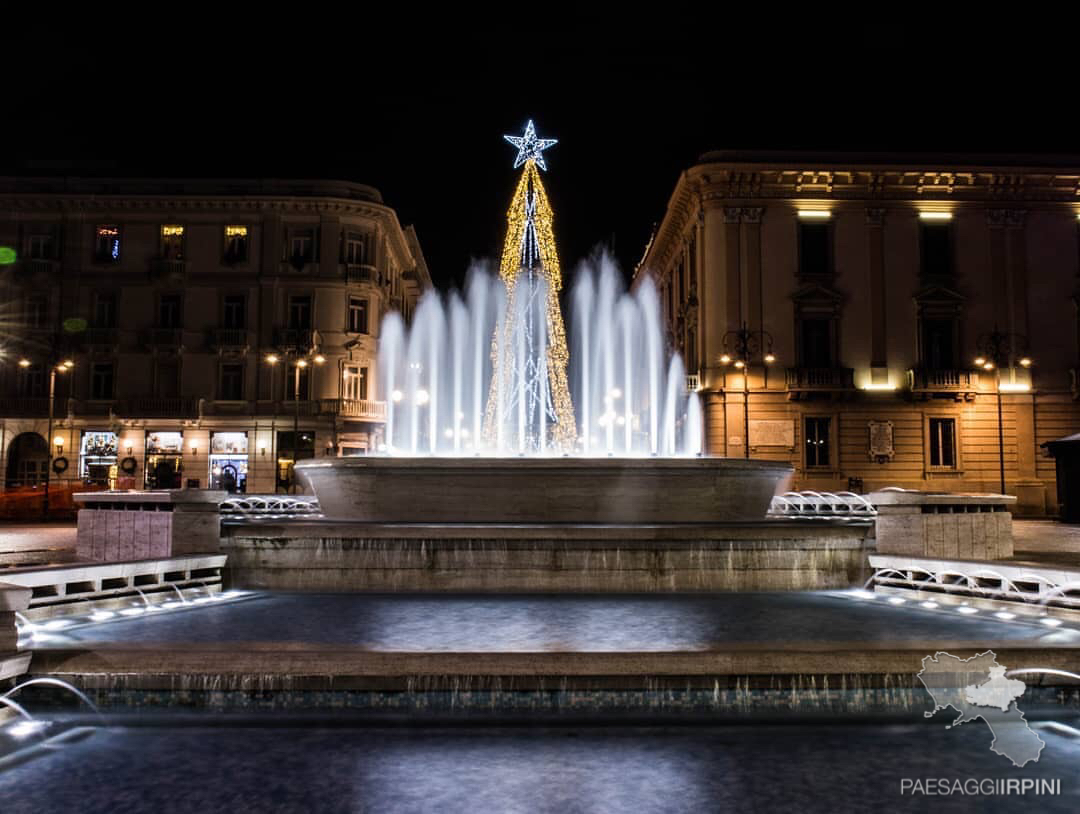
[30,592,1080,652]
[1,723,1078,813]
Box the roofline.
[694,150,1080,173]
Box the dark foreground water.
[30,591,1080,650]
[1,720,1078,813]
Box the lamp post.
[40,357,74,518]
[266,350,324,494]
[974,327,1031,495]
[719,324,775,459]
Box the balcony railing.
[785,367,855,398]
[907,367,979,396]
[685,374,701,392]
[344,264,378,284]
[139,328,184,348]
[208,328,251,350]
[149,259,187,279]
[18,258,58,278]
[273,328,317,352]
[320,398,387,420]
[0,397,50,417]
[84,327,119,348]
[124,397,197,417]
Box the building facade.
[637,153,1080,515]
[0,177,431,495]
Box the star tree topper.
[504,119,557,171]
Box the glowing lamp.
[266,354,279,364]
[918,211,953,221]
[734,360,745,369]
[796,209,831,219]
[313,354,326,364]
[974,356,986,366]
[391,389,404,403]
[296,359,308,369]
[18,358,31,368]
[415,389,430,406]
[1019,357,1032,368]
[719,354,731,365]
[764,352,776,364]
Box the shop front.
[80,431,118,487]
[275,430,314,492]
[145,431,183,489]
[210,432,248,493]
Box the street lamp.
[974,327,1031,495]
[266,350,324,493]
[44,359,73,517]
[719,323,775,459]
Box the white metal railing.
[768,490,877,518]
[220,494,324,519]
[868,554,1080,611]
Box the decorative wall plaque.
[749,419,795,450]
[868,420,894,463]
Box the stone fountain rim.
[296,457,794,474]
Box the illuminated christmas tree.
[484,120,576,452]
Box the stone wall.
[222,521,871,592]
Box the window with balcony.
[804,416,831,468]
[348,297,369,334]
[93,292,117,328]
[799,318,834,368]
[798,222,831,278]
[159,293,183,328]
[155,360,180,398]
[161,225,185,260]
[25,295,49,329]
[223,295,246,329]
[224,226,249,263]
[91,363,115,400]
[94,225,121,263]
[928,417,957,468]
[920,318,958,370]
[920,223,952,278]
[16,363,45,397]
[344,232,367,265]
[343,365,368,401]
[288,296,312,330]
[27,233,54,259]
[219,363,244,400]
[287,229,315,267]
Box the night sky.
[5,13,1074,289]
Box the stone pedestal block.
[869,489,1015,561]
[74,490,226,563]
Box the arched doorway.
[6,432,49,488]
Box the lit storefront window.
[80,431,118,487]
[145,431,183,489]
[210,432,248,493]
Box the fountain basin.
[295,457,792,523]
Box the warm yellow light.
[764,352,776,364]
[720,354,731,365]
[225,225,248,237]
[162,225,185,236]
[53,435,64,447]
[62,359,74,368]
[313,354,326,364]
[18,358,30,367]
[266,354,279,364]
[919,211,953,221]
[296,359,308,368]
[1019,357,1032,368]
[999,383,1031,392]
[797,209,831,219]
[734,360,745,369]
[983,362,995,371]
[974,356,986,367]
[862,383,897,391]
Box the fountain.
[229,122,863,591]
[298,254,790,523]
